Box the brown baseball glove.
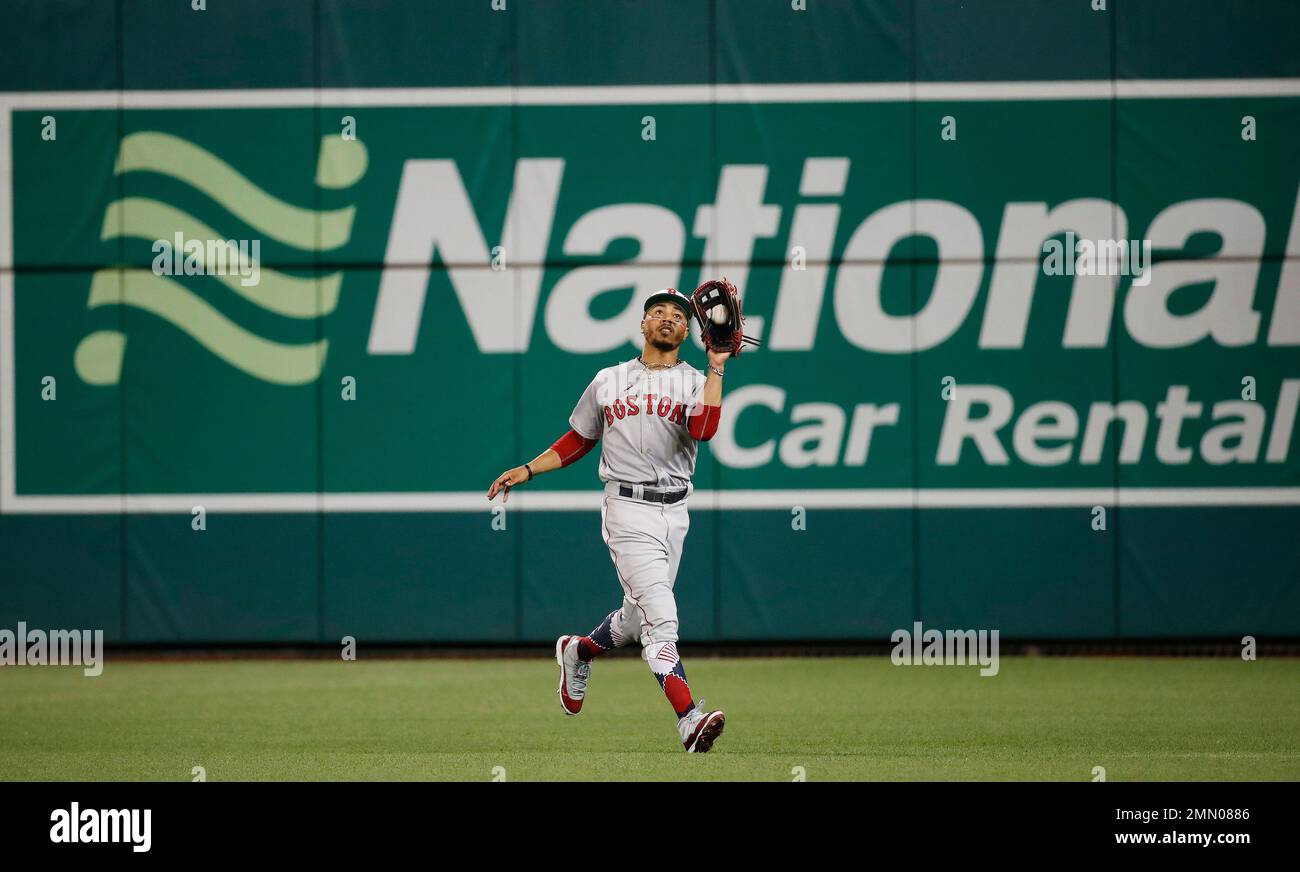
[690,278,761,356]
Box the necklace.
[639,355,680,371]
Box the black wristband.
[524,462,534,481]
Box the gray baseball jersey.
[568,357,708,489]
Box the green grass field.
[1,655,1297,781]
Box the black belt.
[619,484,687,504]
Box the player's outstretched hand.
[706,348,732,371]
[487,466,530,504]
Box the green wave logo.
[74,132,368,386]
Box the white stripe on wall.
[1,487,1298,514]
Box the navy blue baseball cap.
[643,288,693,321]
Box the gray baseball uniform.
[568,356,708,668]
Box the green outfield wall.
[1,0,1297,642]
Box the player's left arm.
[688,348,731,441]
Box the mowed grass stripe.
[0,657,1296,781]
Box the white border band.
[4,488,1299,514]
[1,79,1300,110]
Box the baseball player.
[487,283,749,753]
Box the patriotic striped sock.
[650,643,693,717]
[577,609,621,661]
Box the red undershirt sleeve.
[687,404,721,441]
[550,428,599,466]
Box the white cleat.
[678,701,725,753]
[555,635,590,716]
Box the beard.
[647,330,684,352]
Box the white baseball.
[710,306,728,325]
